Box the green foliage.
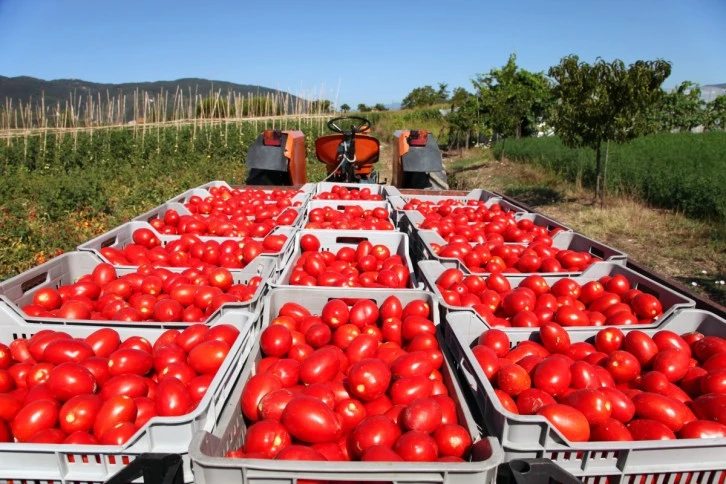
[373,103,388,112]
[357,103,371,112]
[649,81,706,132]
[196,97,235,118]
[310,100,332,113]
[706,95,726,131]
[340,103,351,113]
[493,133,726,222]
[548,55,672,202]
[401,85,445,109]
[240,96,282,116]
[473,54,553,140]
[0,120,328,279]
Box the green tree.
[373,103,388,112]
[310,99,333,113]
[437,82,450,103]
[706,95,726,131]
[473,54,553,148]
[450,87,471,110]
[357,103,371,112]
[650,81,706,132]
[340,103,351,113]
[401,85,440,109]
[548,55,671,206]
[447,96,485,150]
[196,97,235,118]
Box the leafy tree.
[357,103,371,112]
[196,97,235,118]
[340,103,350,113]
[649,81,706,132]
[548,55,671,206]
[373,103,388,112]
[450,87,471,110]
[401,85,440,109]
[706,95,726,131]
[473,54,553,148]
[310,100,333,113]
[437,82,450,103]
[447,96,485,150]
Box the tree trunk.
[500,137,506,161]
[601,140,610,209]
[595,140,602,201]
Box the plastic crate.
[133,202,192,224]
[189,288,502,484]
[77,221,297,273]
[416,230,627,277]
[0,304,256,484]
[170,186,309,211]
[0,251,275,328]
[302,200,395,230]
[313,181,387,196]
[418,260,695,329]
[387,188,503,211]
[197,180,233,191]
[274,229,420,289]
[514,212,572,233]
[445,308,726,481]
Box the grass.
[447,148,726,305]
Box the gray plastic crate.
[133,202,192,224]
[418,260,695,329]
[274,229,420,289]
[445,308,726,481]
[387,189,503,211]
[416,230,627,277]
[303,199,394,229]
[197,180,233,191]
[0,251,275,328]
[0,304,256,484]
[173,187,310,208]
[313,181,387,196]
[77,221,297,272]
[189,289,502,484]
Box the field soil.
[443,148,726,306]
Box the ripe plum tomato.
[244,420,292,458]
[348,415,402,457]
[347,358,391,402]
[241,373,283,421]
[537,404,590,442]
[281,396,341,444]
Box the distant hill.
[702,84,726,102]
[0,75,303,119]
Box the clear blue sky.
[1,0,724,106]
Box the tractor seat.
[315,134,380,171]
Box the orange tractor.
[245,116,447,189]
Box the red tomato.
[260,325,292,358]
[590,418,633,441]
[401,397,442,434]
[537,404,590,442]
[347,358,391,402]
[532,357,572,397]
[538,322,571,354]
[497,364,531,397]
[632,392,696,432]
[348,415,402,457]
[155,377,192,417]
[300,234,321,252]
[47,362,96,401]
[108,348,154,377]
[560,389,612,426]
[433,424,472,458]
[188,340,230,375]
[394,431,438,461]
[93,395,137,440]
[299,348,340,384]
[624,331,659,366]
[627,419,676,440]
[241,373,283,421]
[678,420,726,439]
[244,420,292,458]
[11,399,59,442]
[281,396,341,444]
[99,374,148,400]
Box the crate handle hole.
[21,273,49,294]
[100,236,119,248]
[335,236,369,244]
[589,247,605,259]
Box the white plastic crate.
[0,251,275,328]
[313,181,387,196]
[445,308,726,481]
[274,229,420,289]
[188,287,502,484]
[0,304,256,484]
[302,199,395,230]
[387,188,503,211]
[418,259,695,329]
[133,202,192,224]
[416,230,627,277]
[77,221,297,273]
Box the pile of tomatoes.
[313,186,383,201]
[304,205,394,231]
[428,239,600,274]
[148,206,300,238]
[435,268,665,327]
[21,263,262,323]
[98,227,287,269]
[415,208,565,244]
[471,322,726,442]
[232,296,476,462]
[187,186,306,213]
[286,234,412,289]
[0,323,238,444]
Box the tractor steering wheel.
[327,116,371,134]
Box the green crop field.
[493,132,726,223]
[0,120,330,278]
